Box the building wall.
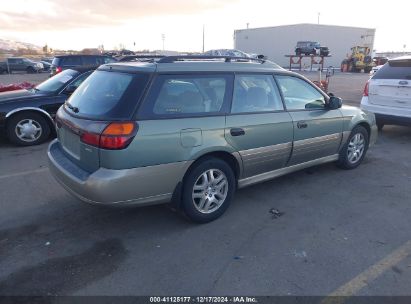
[234,24,375,69]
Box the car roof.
[98,57,286,74]
[69,66,99,73]
[54,54,109,58]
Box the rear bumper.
[47,139,191,206]
[375,113,411,126]
[361,96,411,121]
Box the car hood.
[0,89,51,104]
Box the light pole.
[202,25,205,53]
[317,12,320,25]
[161,34,165,51]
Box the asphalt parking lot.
[0,71,411,297]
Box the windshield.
[35,69,79,93]
[65,70,149,120]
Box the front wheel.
[181,158,236,223]
[337,126,369,169]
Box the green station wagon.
[48,56,378,222]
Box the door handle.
[230,128,245,136]
[297,121,308,129]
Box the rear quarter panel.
[99,116,235,170]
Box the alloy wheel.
[192,169,228,214]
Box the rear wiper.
[65,102,79,113]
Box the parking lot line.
[0,167,48,180]
[321,240,411,304]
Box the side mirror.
[63,84,77,95]
[327,96,342,109]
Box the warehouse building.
[234,24,376,68]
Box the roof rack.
[157,55,266,64]
[117,55,166,62]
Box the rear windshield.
[35,69,79,93]
[65,70,149,120]
[373,61,411,80]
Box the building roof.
[235,23,376,32]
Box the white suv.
[361,56,411,130]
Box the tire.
[364,67,372,73]
[337,126,369,170]
[7,112,51,146]
[26,67,35,74]
[181,157,236,223]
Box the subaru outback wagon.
[48,56,377,223]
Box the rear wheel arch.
[185,151,241,182]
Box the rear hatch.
[56,68,150,172]
[369,58,411,109]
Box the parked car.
[0,57,43,74]
[373,56,389,66]
[41,57,54,64]
[319,46,330,56]
[0,67,96,146]
[204,49,252,58]
[361,56,411,130]
[204,49,267,60]
[48,56,377,223]
[50,55,116,76]
[370,64,383,75]
[295,41,329,56]
[40,60,52,72]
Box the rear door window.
[139,74,233,118]
[373,60,411,80]
[65,70,149,120]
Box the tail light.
[363,80,369,96]
[81,122,137,150]
[56,66,62,74]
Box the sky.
[0,0,409,52]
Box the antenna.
[161,34,165,51]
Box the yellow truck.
[342,46,375,73]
